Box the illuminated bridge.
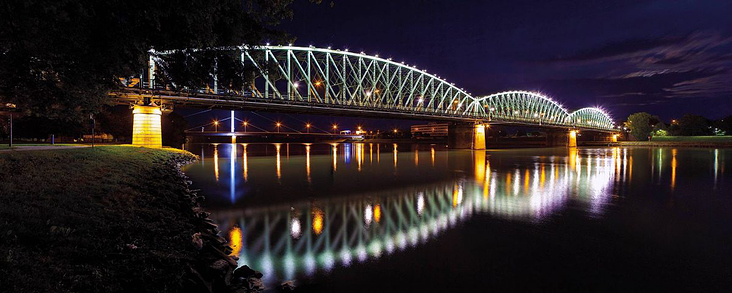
[112,45,618,148]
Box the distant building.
[411,123,449,139]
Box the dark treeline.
[624,112,731,141]
[0,106,187,147]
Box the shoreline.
[0,146,262,292]
[618,141,732,148]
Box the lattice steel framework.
[568,107,615,130]
[130,45,616,130]
[475,91,571,127]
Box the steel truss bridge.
[113,45,615,131]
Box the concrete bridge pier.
[545,130,577,147]
[448,123,486,150]
[132,103,162,148]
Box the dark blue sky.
[278,0,732,121]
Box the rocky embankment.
[169,155,267,293]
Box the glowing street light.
[306,123,311,133]
[242,121,248,132]
[315,81,322,86]
[393,128,398,134]
[213,120,219,132]
[276,122,282,133]
[332,124,338,134]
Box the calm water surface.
[183,143,732,292]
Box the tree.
[162,112,188,147]
[625,112,658,141]
[97,105,133,142]
[714,115,732,135]
[0,0,308,122]
[677,114,712,136]
[652,122,668,137]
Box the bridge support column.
[474,124,486,150]
[132,104,162,148]
[568,130,577,147]
[545,130,569,147]
[448,123,486,149]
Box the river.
[183,143,732,292]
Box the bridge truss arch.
[123,45,617,131]
[148,45,481,120]
[243,46,480,118]
[475,91,570,126]
[568,107,615,130]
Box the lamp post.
[214,120,219,132]
[8,113,12,148]
[90,114,95,148]
[276,122,281,133]
[332,124,338,134]
[243,121,248,133]
[306,123,311,133]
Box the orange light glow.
[312,208,324,235]
[228,227,243,256]
[374,204,381,223]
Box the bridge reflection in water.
[194,143,630,284]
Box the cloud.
[539,31,732,116]
[547,36,688,63]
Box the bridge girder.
[118,45,617,131]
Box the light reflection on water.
[183,143,729,286]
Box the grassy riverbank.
[0,146,201,292]
[620,136,732,148]
[651,136,732,142]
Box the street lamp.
[332,124,338,134]
[213,120,219,132]
[306,123,311,133]
[276,122,282,133]
[242,121,248,132]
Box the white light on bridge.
[291,217,302,239]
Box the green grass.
[0,146,199,292]
[650,136,732,142]
[0,143,80,150]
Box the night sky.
[281,0,732,120]
[183,0,732,131]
